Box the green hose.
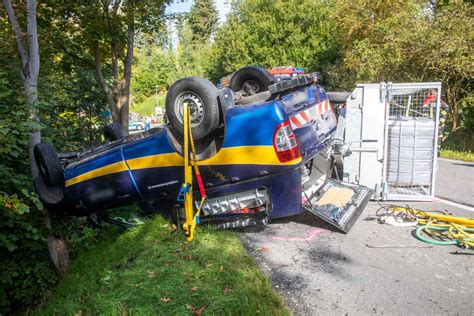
[415,225,474,246]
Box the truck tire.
[229,66,275,96]
[166,76,220,140]
[34,142,64,186]
[104,122,126,141]
[34,176,64,205]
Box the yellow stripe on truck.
[127,146,301,170]
[66,146,302,187]
[65,161,128,187]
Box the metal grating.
[384,84,440,200]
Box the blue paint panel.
[222,101,287,147]
[122,128,176,160]
[132,166,183,200]
[131,162,300,201]
[67,170,140,210]
[145,167,303,219]
[64,147,123,180]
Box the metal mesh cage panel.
[385,85,440,200]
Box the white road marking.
[434,197,474,212]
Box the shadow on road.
[270,211,342,233]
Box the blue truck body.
[60,83,338,222]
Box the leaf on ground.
[191,287,198,292]
[185,254,193,260]
[256,247,271,252]
[148,271,156,278]
[223,286,232,295]
[75,310,82,316]
[219,266,224,273]
[134,283,141,288]
[160,297,171,303]
[186,304,206,316]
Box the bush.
[0,193,58,313]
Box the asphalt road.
[240,159,473,315]
[436,158,474,206]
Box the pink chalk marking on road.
[269,228,323,242]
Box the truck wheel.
[166,76,220,140]
[104,122,126,141]
[34,143,64,186]
[229,66,275,97]
[34,176,64,205]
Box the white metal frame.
[382,82,441,201]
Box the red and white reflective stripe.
[289,99,331,130]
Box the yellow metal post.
[182,103,194,239]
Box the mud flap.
[303,179,371,233]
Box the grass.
[440,149,474,162]
[131,94,166,116]
[37,216,288,315]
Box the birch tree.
[2,0,70,274]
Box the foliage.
[188,0,219,42]
[0,7,108,312]
[440,149,474,162]
[175,19,216,80]
[0,47,56,312]
[38,216,289,315]
[47,0,171,129]
[331,0,473,132]
[130,93,166,116]
[211,0,340,84]
[131,47,176,103]
[39,65,110,152]
[0,192,58,314]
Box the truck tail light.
[273,121,301,162]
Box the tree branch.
[93,43,117,116]
[3,0,28,68]
[123,21,134,84]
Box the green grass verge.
[38,216,288,315]
[130,94,166,116]
[440,149,474,162]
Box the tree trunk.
[119,22,134,133]
[3,0,70,275]
[92,17,135,135]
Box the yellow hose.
[388,206,474,248]
[390,207,474,227]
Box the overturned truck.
[34,66,371,233]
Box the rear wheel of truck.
[166,76,220,140]
[104,122,126,141]
[229,66,275,96]
[34,142,64,187]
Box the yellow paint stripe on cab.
[65,161,128,187]
[66,146,302,187]
[126,146,301,170]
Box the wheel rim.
[174,91,205,127]
[241,79,261,96]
